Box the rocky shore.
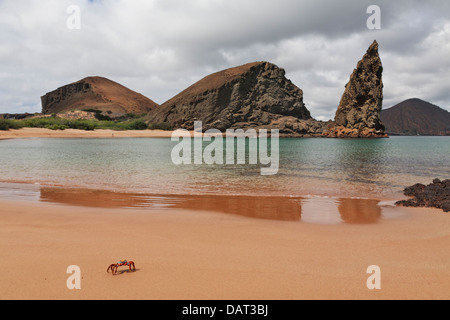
[396,179,450,212]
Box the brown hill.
[41,76,158,116]
[380,98,450,135]
[146,61,315,133]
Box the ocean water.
[0,136,448,199]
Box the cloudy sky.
[0,0,449,120]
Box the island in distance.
[25,40,447,137]
[381,98,450,136]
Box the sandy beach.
[0,128,176,140]
[0,130,449,300]
[0,191,449,300]
[2,0,450,304]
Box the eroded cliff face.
[41,76,158,116]
[147,42,386,137]
[146,62,315,133]
[41,80,94,114]
[326,40,387,138]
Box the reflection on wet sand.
[39,187,302,221]
[38,187,384,224]
[338,198,381,224]
[301,197,382,224]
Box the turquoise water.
[0,136,448,199]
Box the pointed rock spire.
[330,40,387,137]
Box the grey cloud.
[0,0,449,118]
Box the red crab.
[107,260,136,275]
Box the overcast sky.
[1,0,449,120]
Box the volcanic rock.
[396,179,450,212]
[146,42,387,137]
[328,40,386,138]
[41,76,158,116]
[146,62,314,133]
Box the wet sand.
[0,184,449,300]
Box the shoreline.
[0,179,406,201]
[0,181,407,223]
[3,127,449,142]
[0,128,316,140]
[0,127,176,140]
[0,127,398,140]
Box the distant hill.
[381,98,450,136]
[41,76,159,116]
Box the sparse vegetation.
[0,116,173,132]
[45,124,70,131]
[0,119,24,130]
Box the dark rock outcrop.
[41,76,158,116]
[396,179,450,212]
[146,62,316,134]
[326,40,387,138]
[147,41,386,138]
[0,113,36,120]
[381,98,450,136]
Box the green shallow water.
[0,136,448,199]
